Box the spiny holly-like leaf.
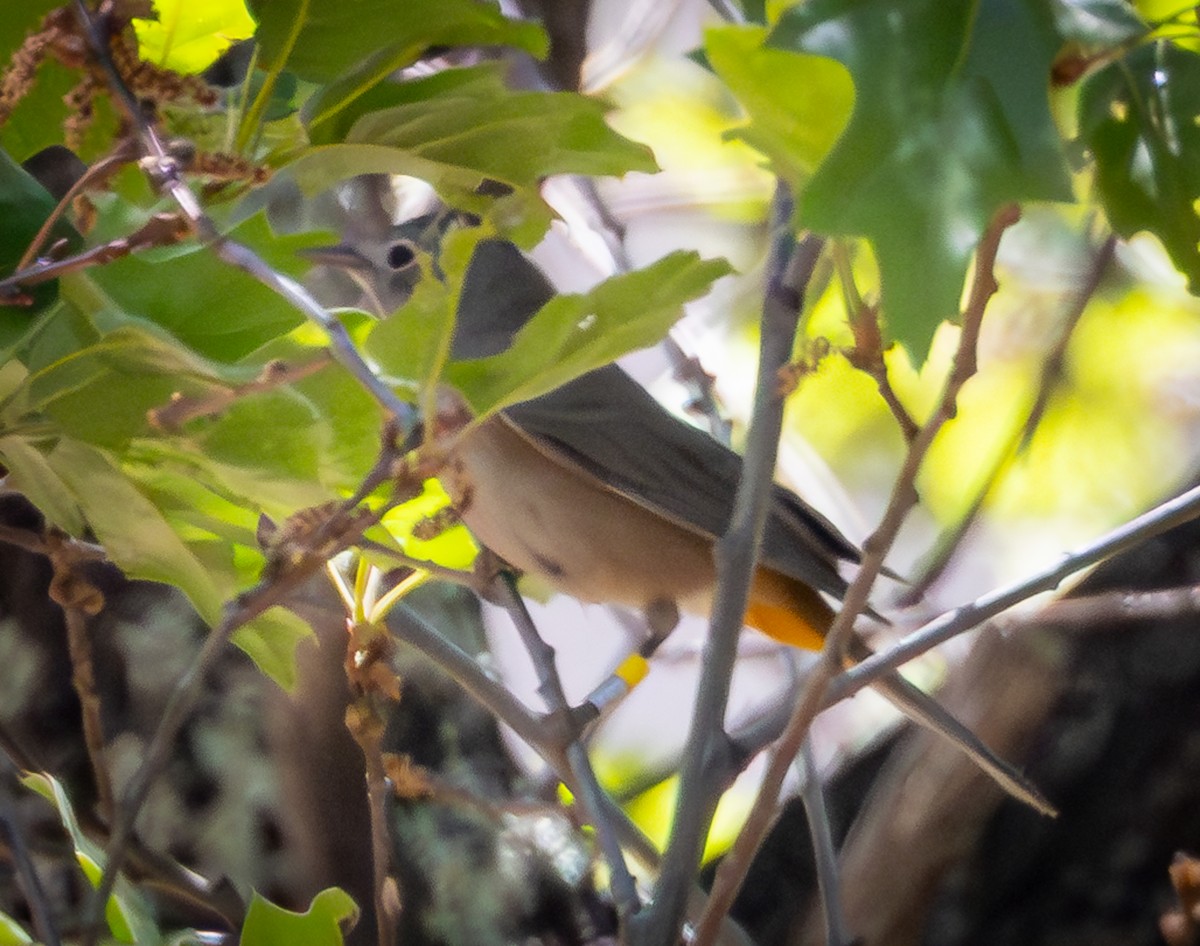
[1079,41,1200,291]
[703,24,853,187]
[250,0,546,84]
[769,0,1074,362]
[240,888,358,946]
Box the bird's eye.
[386,240,419,271]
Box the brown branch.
[0,212,190,301]
[901,231,1117,604]
[83,441,400,946]
[1029,582,1200,629]
[836,240,919,442]
[630,184,823,946]
[16,143,137,272]
[147,353,335,431]
[693,205,1021,946]
[63,608,115,820]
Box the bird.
[324,234,1054,815]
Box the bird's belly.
[443,418,716,612]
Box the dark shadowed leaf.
[769,0,1073,361]
[1079,41,1200,291]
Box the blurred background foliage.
[2,0,1200,941]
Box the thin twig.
[15,143,137,271]
[693,205,1020,946]
[385,603,757,945]
[629,184,821,946]
[0,212,190,300]
[835,479,1200,701]
[66,0,418,429]
[492,572,641,919]
[148,353,334,431]
[796,740,850,946]
[836,241,918,442]
[63,608,115,820]
[901,232,1117,603]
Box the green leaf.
[240,888,358,946]
[1078,41,1200,291]
[87,212,327,362]
[46,439,224,623]
[447,252,732,416]
[769,0,1074,362]
[20,773,159,945]
[191,387,324,483]
[0,146,81,319]
[704,24,853,187]
[0,434,85,533]
[232,605,315,691]
[132,0,256,74]
[250,0,546,84]
[20,320,252,449]
[291,64,657,207]
[0,911,32,946]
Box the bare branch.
[901,231,1117,603]
[148,354,335,431]
[491,571,641,919]
[83,445,399,946]
[631,183,824,946]
[835,480,1200,702]
[694,205,1021,946]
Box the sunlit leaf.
[1079,41,1200,291]
[240,888,358,946]
[704,24,853,186]
[232,606,315,691]
[0,910,32,946]
[132,0,256,74]
[20,773,159,945]
[46,439,224,623]
[769,0,1073,361]
[446,252,733,417]
[292,65,656,214]
[1052,0,1146,48]
[0,434,85,533]
[378,479,479,571]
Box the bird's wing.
[503,365,858,600]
